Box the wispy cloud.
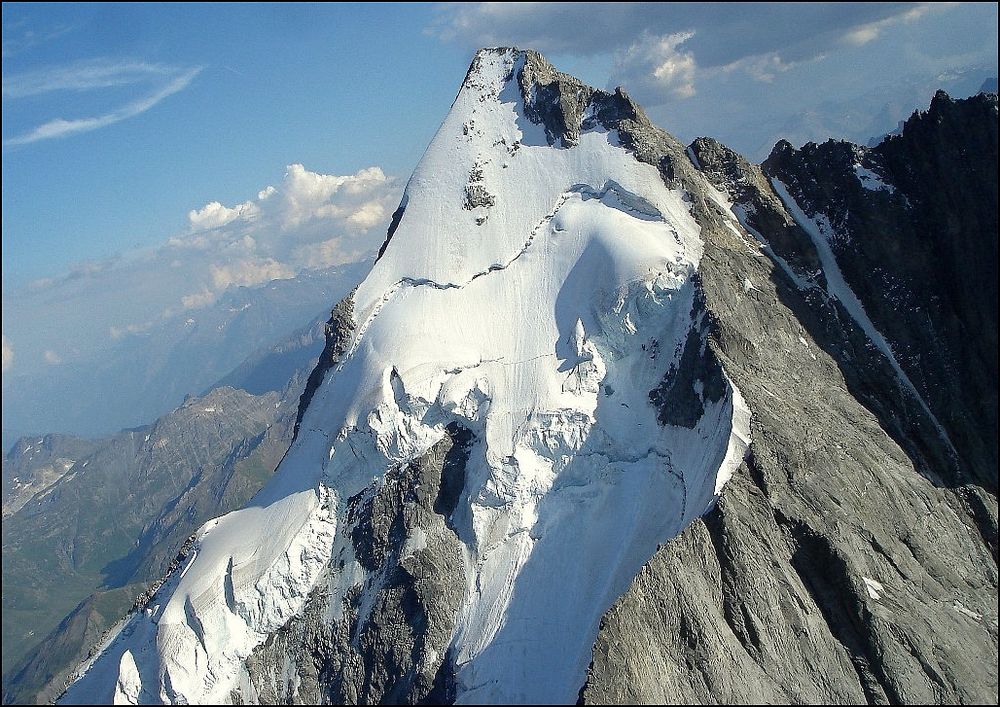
[26,255,121,291]
[3,62,202,146]
[841,4,941,47]
[2,60,185,98]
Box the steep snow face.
[63,48,750,705]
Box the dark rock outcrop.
[762,91,998,491]
[244,424,472,704]
[295,294,356,439]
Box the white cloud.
[277,164,390,229]
[109,322,153,340]
[157,163,398,312]
[179,289,217,311]
[5,160,397,371]
[720,52,808,83]
[433,3,953,106]
[2,60,182,98]
[614,32,699,100]
[2,335,12,372]
[842,4,938,46]
[291,237,362,270]
[432,3,932,64]
[210,258,295,291]
[843,25,882,47]
[182,164,395,238]
[3,62,201,146]
[188,200,259,231]
[1,18,75,59]
[346,200,388,230]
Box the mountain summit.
[61,48,997,705]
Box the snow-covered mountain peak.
[61,49,752,705]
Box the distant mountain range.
[742,64,998,161]
[1,311,326,703]
[1,262,367,451]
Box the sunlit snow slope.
[62,48,751,705]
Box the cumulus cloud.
[173,163,398,292]
[346,200,388,230]
[613,32,698,100]
[276,164,391,230]
[290,238,365,271]
[170,163,395,315]
[188,200,259,231]
[163,164,397,313]
[2,335,12,372]
[209,258,295,291]
[8,161,398,375]
[184,164,394,237]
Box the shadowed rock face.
[761,91,998,491]
[583,91,997,705]
[294,294,356,440]
[450,51,998,704]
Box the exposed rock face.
[244,423,472,704]
[582,91,998,704]
[762,91,998,490]
[58,51,996,706]
[295,294,356,439]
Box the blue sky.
[2,4,473,286]
[2,2,997,382]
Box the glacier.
[61,48,752,705]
